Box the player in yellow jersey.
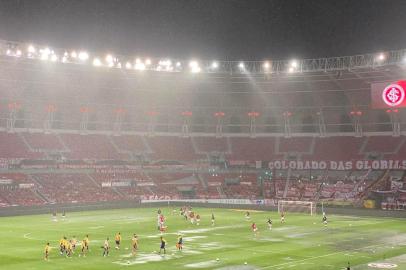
[59,236,67,255]
[65,240,73,257]
[80,239,87,257]
[115,232,122,250]
[84,235,90,251]
[70,236,77,251]
[44,243,50,260]
[131,234,138,256]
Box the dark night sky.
[0,0,405,60]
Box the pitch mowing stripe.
[260,242,394,269]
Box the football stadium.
[1,1,406,269]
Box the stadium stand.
[0,50,405,211]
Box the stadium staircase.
[28,175,50,203]
[0,193,11,205]
[140,136,153,154]
[216,186,226,198]
[86,174,124,199]
[108,136,133,158]
[394,137,406,155]
[32,189,49,204]
[353,169,373,192]
[356,170,391,205]
[282,168,292,198]
[226,137,232,155]
[314,182,325,201]
[112,187,125,198]
[190,137,201,155]
[18,133,34,152]
[56,134,71,153]
[196,173,208,189]
[86,174,101,187]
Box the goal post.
[277,200,316,216]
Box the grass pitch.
[1,207,406,270]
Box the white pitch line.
[260,243,389,269]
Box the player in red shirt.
[251,222,258,237]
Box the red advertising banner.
[371,80,406,108]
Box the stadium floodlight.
[92,58,102,66]
[78,51,89,61]
[211,61,219,69]
[135,62,146,70]
[189,60,199,68]
[50,54,58,62]
[290,60,298,68]
[40,48,51,60]
[263,61,270,69]
[238,62,245,69]
[159,59,169,66]
[189,60,201,73]
[377,53,385,61]
[191,66,201,73]
[125,62,132,69]
[105,54,114,63]
[70,51,77,58]
[27,45,36,53]
[145,58,152,65]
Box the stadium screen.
[371,80,406,108]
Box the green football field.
[1,207,406,270]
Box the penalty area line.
[260,243,388,269]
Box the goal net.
[277,200,316,215]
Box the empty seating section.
[34,174,121,203]
[0,132,406,207]
[363,136,403,153]
[278,137,313,153]
[90,171,151,199]
[1,189,45,206]
[147,173,198,199]
[23,133,64,151]
[230,137,276,160]
[146,136,200,161]
[0,133,404,161]
[312,137,363,161]
[200,173,259,199]
[0,132,41,158]
[0,173,45,206]
[111,135,148,153]
[60,134,126,160]
[194,137,228,153]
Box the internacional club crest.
[382,83,405,107]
